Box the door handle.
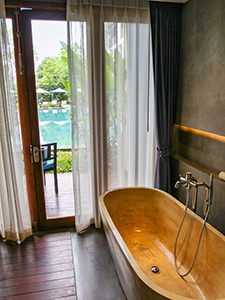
[33,146,40,163]
[30,145,40,163]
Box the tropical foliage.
[56,150,72,173]
[56,150,87,173]
[36,42,69,101]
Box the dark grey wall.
[172,0,225,234]
[176,0,225,136]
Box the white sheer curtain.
[67,20,96,232]
[104,11,156,189]
[67,0,156,232]
[0,1,32,242]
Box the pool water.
[38,108,72,148]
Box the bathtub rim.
[99,187,225,300]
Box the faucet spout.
[174,173,190,189]
[174,180,188,189]
[174,181,180,189]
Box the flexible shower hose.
[174,185,211,278]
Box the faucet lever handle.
[186,171,192,179]
[192,186,197,211]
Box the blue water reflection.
[38,108,71,147]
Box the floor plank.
[0,278,75,297]
[1,255,73,273]
[0,249,72,266]
[0,233,71,260]
[2,287,76,300]
[0,270,74,288]
[0,263,74,281]
[0,244,72,261]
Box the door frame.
[6,7,75,230]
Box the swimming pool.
[38,108,72,148]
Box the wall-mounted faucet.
[175,172,213,215]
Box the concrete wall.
[172,0,225,234]
[176,0,225,135]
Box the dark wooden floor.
[0,231,76,300]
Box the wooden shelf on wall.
[173,154,225,183]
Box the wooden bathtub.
[100,188,225,300]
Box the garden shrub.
[56,150,72,173]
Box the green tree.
[36,43,69,101]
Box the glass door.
[31,20,74,221]
[10,9,74,229]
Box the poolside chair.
[41,142,58,194]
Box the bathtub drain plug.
[151,266,159,273]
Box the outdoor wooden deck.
[45,173,74,219]
[44,172,90,220]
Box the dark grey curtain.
[150,2,182,193]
